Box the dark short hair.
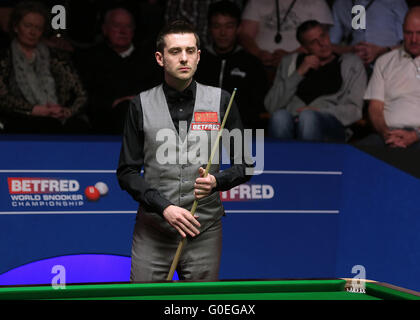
[156,20,200,53]
[296,20,323,45]
[103,7,136,29]
[8,1,50,38]
[207,1,241,25]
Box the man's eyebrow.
[168,46,182,51]
[167,46,197,51]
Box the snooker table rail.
[0,279,419,300]
[341,278,420,300]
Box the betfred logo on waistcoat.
[8,178,80,194]
[192,112,220,131]
[194,112,218,122]
[220,184,274,201]
[191,123,220,130]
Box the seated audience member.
[238,0,333,68]
[194,0,268,130]
[264,20,367,142]
[77,7,161,134]
[164,0,246,48]
[356,7,420,149]
[0,1,89,134]
[329,0,407,68]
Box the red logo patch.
[192,112,220,130]
[194,112,218,123]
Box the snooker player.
[117,20,253,282]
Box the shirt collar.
[119,44,134,58]
[163,80,196,103]
[399,47,420,61]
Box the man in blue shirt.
[329,0,407,66]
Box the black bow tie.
[166,88,194,103]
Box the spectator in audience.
[264,20,367,142]
[0,1,89,133]
[76,7,161,134]
[356,7,420,148]
[164,0,246,48]
[194,1,269,130]
[329,0,407,68]
[238,0,333,68]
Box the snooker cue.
[166,88,238,281]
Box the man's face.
[403,15,420,57]
[103,10,134,51]
[301,25,333,59]
[209,14,238,53]
[156,33,200,85]
[15,12,45,48]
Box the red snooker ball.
[85,186,100,201]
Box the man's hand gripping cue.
[194,167,217,200]
[162,167,217,238]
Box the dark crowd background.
[0,0,419,138]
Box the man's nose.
[119,27,129,34]
[180,50,188,62]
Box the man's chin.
[22,39,38,47]
[215,43,233,51]
[321,49,333,58]
[407,47,420,57]
[113,40,131,48]
[177,72,194,80]
[317,54,333,61]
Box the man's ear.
[197,49,201,64]
[155,51,164,67]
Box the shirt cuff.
[289,70,304,84]
[142,189,173,216]
[213,174,223,191]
